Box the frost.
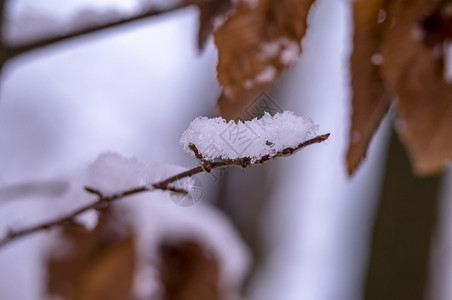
[258,37,301,66]
[371,53,383,65]
[377,9,387,24]
[259,41,281,61]
[280,41,301,65]
[242,66,277,89]
[255,66,277,83]
[180,111,318,162]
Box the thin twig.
[0,185,151,248]
[0,1,210,62]
[0,133,329,249]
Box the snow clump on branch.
[180,111,318,162]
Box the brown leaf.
[214,0,315,120]
[347,0,391,174]
[198,0,233,50]
[185,0,233,51]
[380,0,452,174]
[158,239,221,300]
[46,209,135,300]
[349,0,452,175]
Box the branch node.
[84,186,103,198]
[94,201,110,211]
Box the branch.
[0,180,69,203]
[0,133,329,249]
[1,2,195,62]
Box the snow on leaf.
[180,111,318,161]
[42,153,250,299]
[214,0,315,120]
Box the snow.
[280,41,301,65]
[370,53,383,65]
[239,37,302,89]
[377,9,387,24]
[180,111,318,162]
[258,37,301,66]
[255,66,277,83]
[86,153,250,299]
[1,3,247,299]
[258,41,281,61]
[0,152,250,299]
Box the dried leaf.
[185,0,233,51]
[347,0,391,174]
[46,210,135,300]
[380,0,452,174]
[158,239,221,300]
[198,0,233,50]
[349,0,452,175]
[214,0,315,120]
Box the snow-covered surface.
[0,153,250,299]
[89,153,250,299]
[0,2,228,299]
[180,111,318,162]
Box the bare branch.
[0,180,69,203]
[0,133,329,249]
[1,2,194,62]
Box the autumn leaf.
[46,209,135,300]
[214,0,315,120]
[380,0,452,174]
[347,0,391,174]
[349,0,452,175]
[196,0,233,50]
[158,239,221,300]
[183,0,233,51]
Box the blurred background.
[0,0,451,299]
